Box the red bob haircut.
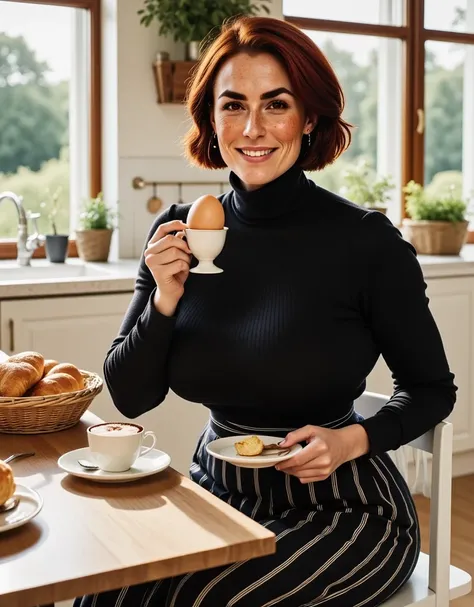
[183,16,352,171]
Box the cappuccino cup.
[87,422,156,472]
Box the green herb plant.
[403,180,468,222]
[79,192,117,230]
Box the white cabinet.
[0,293,132,420]
[366,276,474,454]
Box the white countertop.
[0,258,140,299]
[1,246,474,300]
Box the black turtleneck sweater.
[104,165,456,456]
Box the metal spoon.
[3,452,35,464]
[77,459,99,471]
[0,497,19,513]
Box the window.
[0,0,101,259]
[284,0,474,228]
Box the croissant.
[8,351,44,383]
[27,372,80,397]
[0,460,15,506]
[48,362,84,390]
[43,359,59,377]
[0,361,39,397]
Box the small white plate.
[0,484,43,533]
[58,447,171,483]
[206,435,303,469]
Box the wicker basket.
[0,371,103,434]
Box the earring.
[307,132,311,146]
[212,132,218,149]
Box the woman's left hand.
[275,424,370,483]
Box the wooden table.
[0,412,275,607]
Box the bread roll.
[8,351,44,383]
[0,361,39,397]
[0,460,15,506]
[27,372,80,397]
[48,363,84,390]
[43,359,59,376]
[234,435,264,456]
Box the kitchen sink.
[0,261,111,282]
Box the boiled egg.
[187,194,225,230]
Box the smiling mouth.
[238,148,277,158]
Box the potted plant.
[402,180,469,255]
[40,186,69,263]
[138,0,270,60]
[75,193,117,262]
[339,159,394,214]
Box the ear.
[304,115,318,134]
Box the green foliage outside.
[0,151,69,237]
[0,32,69,238]
[137,0,269,43]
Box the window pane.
[301,31,403,221]
[283,0,404,26]
[0,1,73,239]
[424,41,472,207]
[424,0,474,34]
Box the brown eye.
[222,102,242,111]
[268,100,289,110]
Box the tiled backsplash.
[118,157,230,258]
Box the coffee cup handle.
[139,431,156,457]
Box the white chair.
[354,391,472,607]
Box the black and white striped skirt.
[74,409,420,607]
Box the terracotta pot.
[402,219,468,255]
[75,229,113,262]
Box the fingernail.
[278,439,286,446]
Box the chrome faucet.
[0,191,45,266]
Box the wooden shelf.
[153,60,197,104]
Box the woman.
[76,16,456,607]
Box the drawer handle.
[8,319,14,353]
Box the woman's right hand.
[144,220,192,316]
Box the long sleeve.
[103,208,178,418]
[358,211,457,455]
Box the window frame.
[0,0,102,259]
[285,0,474,227]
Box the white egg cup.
[185,227,228,274]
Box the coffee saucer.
[58,447,171,483]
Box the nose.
[243,110,266,139]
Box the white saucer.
[206,435,303,469]
[58,447,171,483]
[0,484,43,533]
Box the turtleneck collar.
[229,164,311,223]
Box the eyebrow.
[218,87,294,100]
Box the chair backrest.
[354,391,453,606]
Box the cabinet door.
[366,276,474,454]
[0,293,132,419]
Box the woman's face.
[211,52,315,191]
